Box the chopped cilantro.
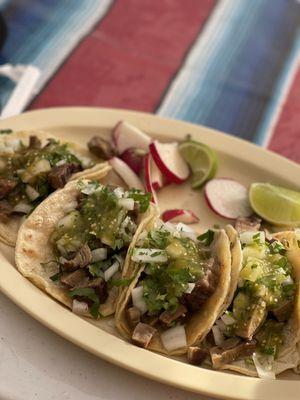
[127,189,151,213]
[50,272,62,282]
[252,232,261,245]
[109,277,134,288]
[269,241,286,255]
[197,230,214,246]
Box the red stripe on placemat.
[268,65,300,163]
[30,0,216,112]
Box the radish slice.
[151,156,164,190]
[149,141,189,184]
[143,153,158,204]
[204,178,252,219]
[109,157,144,191]
[162,209,199,224]
[120,147,145,175]
[112,121,151,154]
[118,198,135,210]
[161,325,187,352]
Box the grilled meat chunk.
[0,200,13,222]
[159,304,187,327]
[132,322,157,348]
[48,162,82,189]
[235,215,261,234]
[210,339,256,369]
[29,135,41,149]
[127,306,141,328]
[86,278,108,303]
[187,346,208,365]
[0,178,17,199]
[63,244,92,271]
[272,300,294,322]
[183,258,219,312]
[87,136,115,159]
[235,300,267,339]
[60,269,88,288]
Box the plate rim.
[0,107,299,400]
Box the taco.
[203,225,300,378]
[0,130,111,246]
[15,179,157,318]
[115,221,232,355]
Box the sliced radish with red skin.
[112,121,151,154]
[162,209,199,224]
[109,157,144,191]
[120,148,145,175]
[151,156,164,190]
[149,141,189,184]
[143,154,158,204]
[204,178,252,219]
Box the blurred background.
[0,0,299,159]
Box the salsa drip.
[48,182,151,318]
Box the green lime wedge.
[249,183,300,226]
[179,140,217,188]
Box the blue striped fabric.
[0,0,112,112]
[158,0,300,145]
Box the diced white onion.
[282,276,293,285]
[13,202,33,214]
[240,231,265,245]
[81,183,102,195]
[252,353,276,379]
[221,313,236,325]
[25,185,40,201]
[185,283,195,294]
[57,213,76,229]
[91,248,108,262]
[113,187,125,199]
[212,325,224,346]
[56,159,67,166]
[175,223,197,241]
[43,261,60,276]
[63,200,78,213]
[131,248,168,263]
[118,198,135,210]
[104,261,119,282]
[162,221,177,234]
[161,325,187,352]
[113,254,124,267]
[131,286,147,314]
[78,156,93,169]
[72,299,89,315]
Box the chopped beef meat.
[235,300,267,339]
[210,339,256,369]
[132,322,157,348]
[221,337,242,349]
[272,300,293,322]
[0,200,13,222]
[86,278,108,303]
[127,306,141,328]
[235,215,261,234]
[60,269,88,288]
[87,136,115,159]
[48,162,82,189]
[63,244,92,271]
[141,314,159,327]
[159,304,187,327]
[187,346,208,365]
[29,135,41,149]
[182,258,219,312]
[0,178,17,200]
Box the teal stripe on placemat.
[0,0,112,111]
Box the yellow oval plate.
[0,107,299,400]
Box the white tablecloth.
[0,292,212,400]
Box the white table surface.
[0,292,213,400]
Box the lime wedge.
[179,140,217,188]
[249,183,300,226]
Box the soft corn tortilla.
[214,230,300,377]
[115,226,232,355]
[0,130,110,247]
[15,178,159,317]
